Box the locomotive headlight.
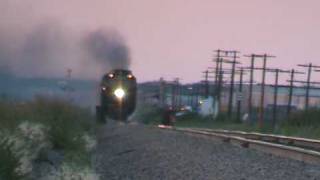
[108,73,114,78]
[114,88,125,99]
[127,74,133,79]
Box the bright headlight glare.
[108,73,114,78]
[114,88,125,99]
[127,74,133,79]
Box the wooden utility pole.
[213,50,240,117]
[187,86,193,107]
[171,81,176,110]
[171,78,180,110]
[196,82,201,108]
[175,78,182,110]
[288,79,320,111]
[202,70,210,98]
[159,78,166,108]
[248,54,255,123]
[225,51,241,117]
[287,69,304,115]
[297,63,320,111]
[214,50,222,89]
[236,68,245,123]
[268,69,290,128]
[259,55,267,128]
[244,54,275,128]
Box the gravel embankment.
[94,122,320,180]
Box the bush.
[0,139,24,180]
[133,103,163,124]
[283,108,320,126]
[275,108,320,138]
[0,96,97,178]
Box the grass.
[0,139,25,180]
[133,102,163,125]
[175,113,263,131]
[275,108,320,139]
[137,104,320,140]
[174,111,320,139]
[0,96,97,179]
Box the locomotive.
[96,69,137,123]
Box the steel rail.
[157,126,320,165]
[188,128,320,151]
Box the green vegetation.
[175,112,261,131]
[138,105,320,139]
[174,110,320,139]
[133,103,163,125]
[0,139,25,180]
[0,96,97,179]
[277,108,320,139]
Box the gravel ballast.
[94,122,320,180]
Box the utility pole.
[272,69,280,128]
[171,81,176,110]
[224,51,241,118]
[287,69,304,116]
[202,70,210,98]
[245,67,288,128]
[159,78,166,108]
[260,55,267,128]
[268,69,290,128]
[288,80,320,111]
[175,78,181,110]
[190,85,195,108]
[297,63,320,111]
[62,68,74,101]
[258,54,275,128]
[236,68,246,123]
[214,69,237,113]
[216,70,224,111]
[214,50,222,88]
[202,69,215,98]
[244,54,256,124]
[196,82,201,108]
[170,78,180,110]
[243,54,275,128]
[213,50,240,117]
[187,86,193,107]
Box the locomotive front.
[96,69,137,122]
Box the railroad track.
[157,125,320,165]
[190,128,320,151]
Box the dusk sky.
[1,0,320,83]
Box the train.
[96,69,137,123]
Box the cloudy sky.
[1,0,320,83]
